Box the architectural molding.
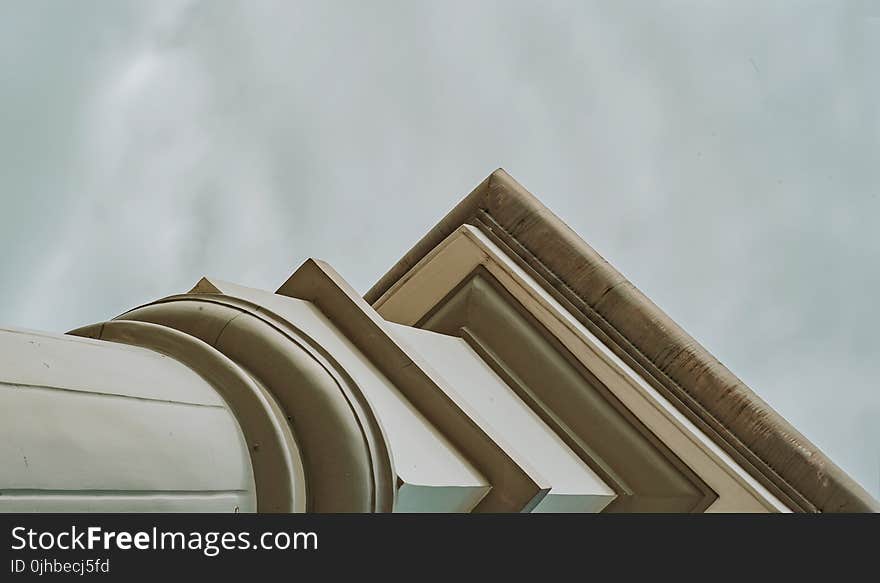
[3,168,874,513]
[278,259,551,512]
[70,319,306,513]
[0,326,257,512]
[371,224,790,512]
[414,268,713,512]
[366,169,878,513]
[98,295,395,513]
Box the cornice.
[366,169,879,513]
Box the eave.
[365,168,879,513]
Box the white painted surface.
[0,326,226,406]
[0,327,256,512]
[390,324,616,513]
[198,280,490,512]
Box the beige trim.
[366,169,879,513]
[389,323,617,513]
[278,259,551,512]
[189,279,492,513]
[70,319,304,513]
[109,297,396,513]
[374,225,790,512]
[414,270,714,512]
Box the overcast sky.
[1,1,877,498]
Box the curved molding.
[110,296,395,513]
[278,259,550,512]
[69,319,305,513]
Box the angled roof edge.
[366,168,879,513]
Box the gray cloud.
[1,0,877,497]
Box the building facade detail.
[1,170,875,513]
